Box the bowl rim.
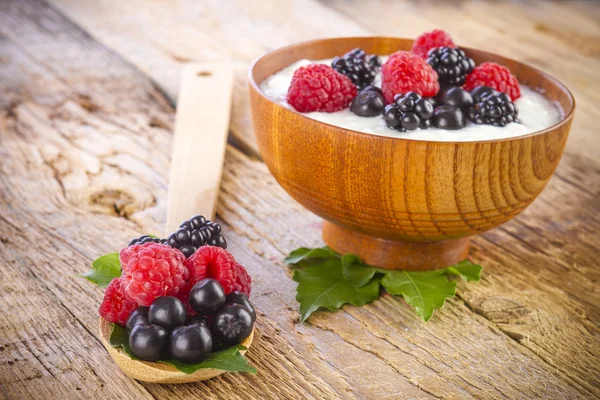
[248,36,575,145]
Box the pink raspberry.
[185,246,251,295]
[119,243,189,306]
[463,62,521,101]
[99,278,138,326]
[233,263,252,297]
[381,51,440,103]
[176,285,196,315]
[287,64,357,113]
[411,29,456,59]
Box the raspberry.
[99,278,138,326]
[411,29,456,59]
[463,62,521,101]
[287,64,357,113]
[381,51,440,104]
[233,263,252,297]
[119,243,189,306]
[176,285,196,315]
[186,246,251,295]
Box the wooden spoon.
[98,62,253,383]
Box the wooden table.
[1,0,598,398]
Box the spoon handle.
[165,62,233,236]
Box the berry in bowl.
[85,215,256,384]
[248,33,574,270]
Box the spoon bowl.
[99,318,254,384]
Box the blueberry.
[149,296,187,331]
[350,87,385,117]
[126,306,149,334]
[189,279,226,315]
[470,86,498,103]
[226,291,256,323]
[210,304,254,346]
[170,324,212,364]
[413,98,434,120]
[432,106,467,130]
[129,324,169,361]
[361,85,383,96]
[186,315,208,326]
[440,87,473,110]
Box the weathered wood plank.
[1,0,599,399]
[49,0,368,157]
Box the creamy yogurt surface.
[259,57,562,142]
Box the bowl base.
[322,221,470,270]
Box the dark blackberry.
[332,48,381,88]
[426,47,475,86]
[129,235,167,246]
[466,91,519,127]
[167,215,227,258]
[383,92,434,132]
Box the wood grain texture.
[49,0,368,157]
[0,0,599,399]
[166,62,233,233]
[249,37,574,269]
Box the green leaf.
[162,346,256,374]
[81,253,121,288]
[293,258,381,322]
[341,254,378,287]
[284,246,337,265]
[444,260,482,282]
[381,270,456,322]
[108,323,256,374]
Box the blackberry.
[167,215,227,258]
[129,235,167,246]
[426,47,475,86]
[466,92,519,127]
[383,92,434,132]
[332,48,381,88]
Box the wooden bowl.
[248,37,575,270]
[99,318,254,384]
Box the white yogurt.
[259,57,562,142]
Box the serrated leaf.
[81,253,121,288]
[341,254,378,287]
[284,246,337,265]
[293,258,381,322]
[381,270,456,321]
[444,260,482,282]
[108,323,256,374]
